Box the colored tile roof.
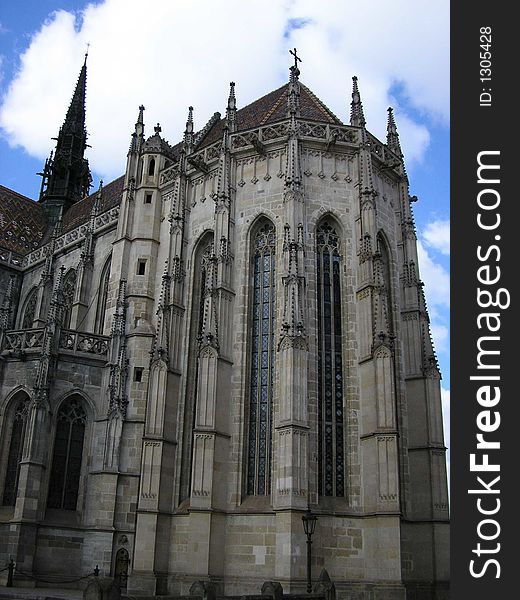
[197,82,343,149]
[0,185,48,255]
[61,175,125,234]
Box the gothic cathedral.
[0,56,449,599]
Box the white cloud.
[431,323,448,354]
[417,240,450,309]
[416,239,449,363]
[423,219,450,255]
[0,0,448,181]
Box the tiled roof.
[0,185,48,255]
[197,82,343,149]
[61,175,125,234]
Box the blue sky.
[0,0,450,450]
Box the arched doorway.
[114,548,129,589]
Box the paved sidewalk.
[0,587,82,600]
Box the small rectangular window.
[144,192,152,204]
[137,260,146,276]
[134,367,144,382]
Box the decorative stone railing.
[22,206,120,269]
[1,328,110,359]
[2,328,45,352]
[59,330,110,357]
[0,248,24,269]
[158,118,400,189]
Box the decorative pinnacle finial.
[226,82,237,131]
[387,107,396,132]
[84,43,90,64]
[350,75,366,128]
[386,107,403,157]
[154,123,162,135]
[228,82,236,110]
[186,106,194,133]
[137,105,145,124]
[184,106,194,151]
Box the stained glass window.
[62,270,77,330]
[247,222,276,496]
[377,235,393,333]
[179,237,214,502]
[95,257,111,334]
[2,400,28,506]
[316,221,344,496]
[47,398,87,510]
[22,289,37,329]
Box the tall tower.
[38,55,92,224]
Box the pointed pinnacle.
[227,82,236,111]
[350,76,366,128]
[137,105,145,126]
[185,106,194,134]
[226,82,237,131]
[386,107,403,156]
[63,60,87,133]
[184,106,194,151]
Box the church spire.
[63,54,88,135]
[39,57,92,225]
[350,76,366,128]
[386,107,403,157]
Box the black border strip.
[451,2,514,596]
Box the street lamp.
[302,508,318,593]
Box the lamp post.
[302,508,318,593]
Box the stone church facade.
[0,56,449,599]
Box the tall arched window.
[47,398,87,510]
[247,221,276,496]
[179,234,214,502]
[21,288,37,329]
[376,234,393,334]
[95,256,111,334]
[61,270,77,330]
[2,398,28,506]
[316,221,345,497]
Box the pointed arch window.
[95,257,111,334]
[316,221,345,497]
[376,234,393,335]
[22,289,38,329]
[2,399,28,506]
[148,158,156,177]
[62,270,77,330]
[47,398,87,510]
[247,221,276,496]
[179,235,214,502]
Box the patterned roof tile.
[0,185,48,255]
